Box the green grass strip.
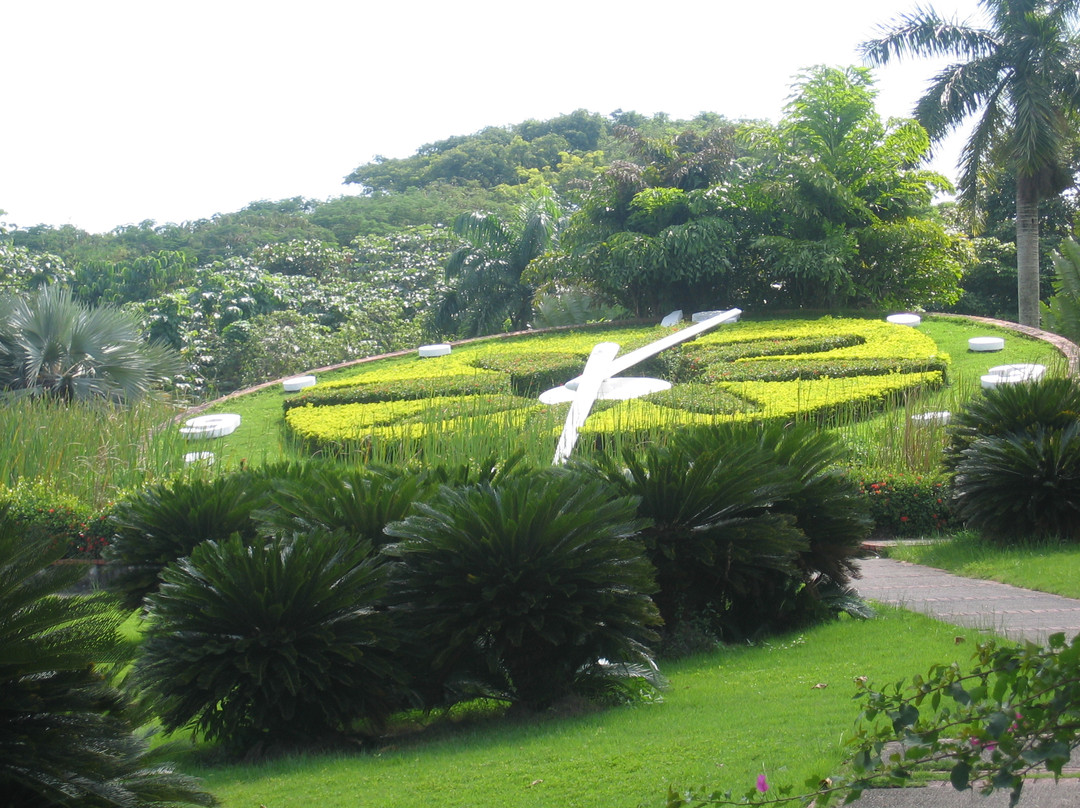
[187,608,1000,808]
[886,533,1080,599]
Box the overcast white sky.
[1,0,986,234]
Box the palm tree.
[861,0,1080,327]
[438,189,562,337]
[0,284,178,402]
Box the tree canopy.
[862,0,1080,326]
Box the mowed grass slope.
[188,609,992,808]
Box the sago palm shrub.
[945,376,1080,472]
[105,471,267,610]
[946,377,1080,542]
[583,438,810,643]
[0,514,215,808]
[134,531,403,753]
[952,424,1080,542]
[253,461,424,549]
[674,423,871,591]
[383,469,662,711]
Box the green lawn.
[179,608,994,808]
[887,533,1080,598]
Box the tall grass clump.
[0,395,185,509]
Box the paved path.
[855,556,1080,645]
[843,557,1080,807]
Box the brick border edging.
[178,313,1080,422]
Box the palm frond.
[861,7,998,66]
[914,56,1008,138]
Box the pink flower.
[757,773,769,793]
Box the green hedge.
[854,471,956,537]
[0,480,114,559]
[468,351,587,395]
[657,334,865,380]
[694,356,950,384]
[284,373,511,411]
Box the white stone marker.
[981,363,1046,389]
[180,413,241,439]
[282,375,316,392]
[968,336,1005,352]
[418,344,451,358]
[886,313,922,326]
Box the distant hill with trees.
[4,66,1078,401]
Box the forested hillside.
[3,67,1076,401]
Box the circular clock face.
[282,316,945,460]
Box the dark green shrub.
[468,351,587,395]
[104,472,266,610]
[135,531,402,751]
[945,376,1080,472]
[655,334,866,382]
[383,470,662,710]
[254,462,423,549]
[586,423,871,642]
[583,438,808,642]
[855,471,954,536]
[716,424,870,587]
[0,514,215,808]
[641,383,757,415]
[953,424,1080,541]
[692,356,948,384]
[945,377,1080,542]
[283,373,510,411]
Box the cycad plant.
[952,424,1080,541]
[253,462,424,550]
[945,376,1080,472]
[675,423,871,589]
[0,284,179,403]
[948,376,1080,542]
[105,471,267,610]
[584,438,808,641]
[0,514,214,807]
[134,531,403,752]
[583,421,872,643]
[383,469,661,710]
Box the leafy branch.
[668,633,1080,808]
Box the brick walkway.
[855,556,1080,645]
[844,557,1080,807]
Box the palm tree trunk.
[1016,178,1041,327]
